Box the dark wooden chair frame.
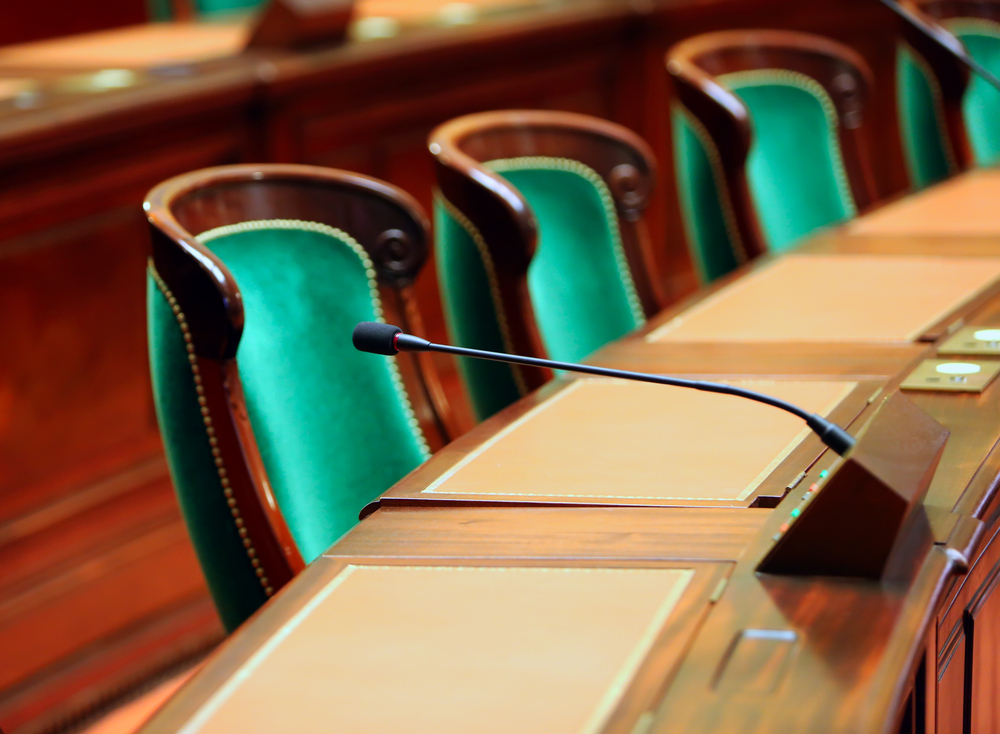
[667,30,879,262]
[145,163,454,598]
[429,109,663,393]
[896,0,1000,172]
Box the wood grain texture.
[0,2,986,730]
[326,505,770,562]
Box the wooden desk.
[847,168,1000,238]
[0,3,949,730]
[137,170,1000,734]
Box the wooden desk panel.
[328,506,770,562]
[142,557,726,734]
[0,24,250,70]
[382,379,863,509]
[847,169,1000,237]
[591,339,926,380]
[647,254,1000,344]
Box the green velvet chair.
[668,31,879,282]
[147,0,265,21]
[429,110,663,422]
[145,164,453,631]
[896,0,1000,189]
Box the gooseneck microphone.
[353,321,857,456]
[879,0,1000,93]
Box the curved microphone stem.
[353,322,856,456]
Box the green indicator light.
[790,508,801,518]
[819,470,829,479]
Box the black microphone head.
[353,322,402,355]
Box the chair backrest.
[429,110,661,421]
[896,0,1000,188]
[148,0,264,20]
[145,164,450,630]
[668,31,878,282]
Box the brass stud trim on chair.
[149,261,274,598]
[435,193,530,397]
[195,218,431,459]
[484,155,647,327]
[674,104,750,268]
[718,68,858,219]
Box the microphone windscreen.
[353,321,402,355]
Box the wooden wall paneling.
[0,596,220,734]
[0,2,150,47]
[0,102,259,731]
[966,551,1000,733]
[936,615,965,734]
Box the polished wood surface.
[0,0,950,729]
[848,168,1000,236]
[178,561,708,734]
[134,169,1000,734]
[380,378,863,509]
[647,253,1000,343]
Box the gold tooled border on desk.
[421,379,857,502]
[178,565,695,734]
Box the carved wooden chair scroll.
[429,110,661,421]
[145,164,453,631]
[667,31,878,282]
[896,0,1000,188]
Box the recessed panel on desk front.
[170,561,703,734]
[391,379,855,507]
[646,254,1000,344]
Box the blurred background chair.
[896,0,1000,189]
[430,110,662,422]
[145,164,452,631]
[668,30,878,282]
[147,0,265,21]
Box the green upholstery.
[147,0,264,19]
[149,277,266,631]
[435,158,644,421]
[146,0,173,22]
[672,106,745,282]
[674,70,856,282]
[724,71,856,253]
[897,44,955,189]
[193,0,265,16]
[896,20,1000,187]
[435,200,524,422]
[952,20,1000,166]
[149,220,428,631]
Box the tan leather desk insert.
[177,563,695,734]
[847,169,1000,237]
[646,254,1000,343]
[417,379,854,504]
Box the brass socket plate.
[939,326,1000,356]
[900,359,1000,393]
